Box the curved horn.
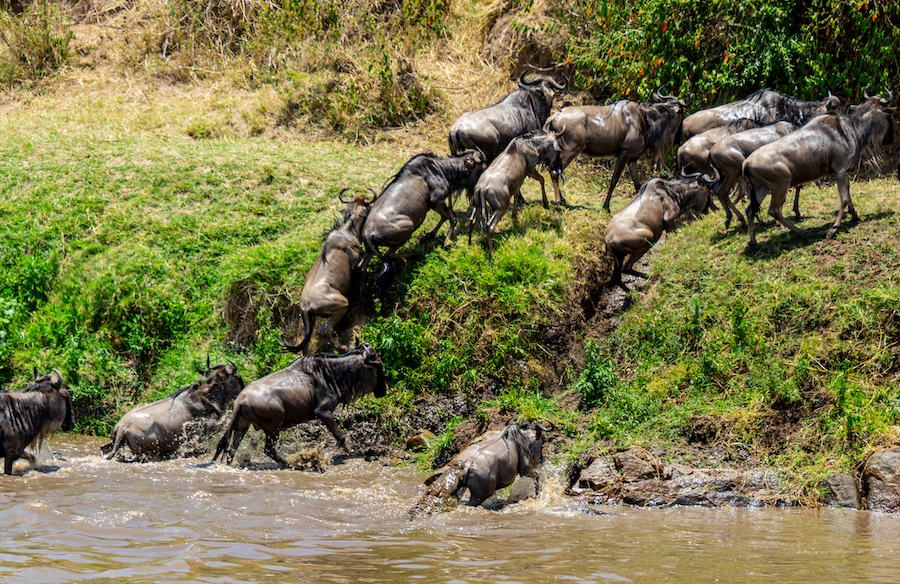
[881,89,893,104]
[548,76,567,90]
[700,165,720,186]
[33,366,38,381]
[367,187,378,204]
[51,368,63,385]
[280,339,304,354]
[337,187,354,204]
[864,86,872,100]
[227,358,238,371]
[519,72,539,86]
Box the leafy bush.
[558,0,899,105]
[0,0,73,85]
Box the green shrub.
[559,0,899,105]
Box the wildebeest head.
[358,342,388,398]
[851,92,895,158]
[337,188,375,231]
[518,72,567,105]
[205,361,246,405]
[25,369,74,432]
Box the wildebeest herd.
[1,74,895,515]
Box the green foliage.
[559,0,899,105]
[573,338,619,406]
[0,0,72,85]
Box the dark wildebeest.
[212,343,387,467]
[467,131,562,256]
[448,73,566,161]
[742,92,895,249]
[706,121,798,228]
[605,171,717,290]
[282,189,374,354]
[408,422,546,517]
[544,88,688,211]
[100,359,245,461]
[361,149,487,278]
[1,369,74,475]
[681,89,840,140]
[676,118,759,175]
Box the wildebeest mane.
[289,346,375,405]
[377,152,439,194]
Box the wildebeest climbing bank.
[2,1,900,528]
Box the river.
[1,436,899,583]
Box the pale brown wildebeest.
[449,73,566,161]
[544,88,687,211]
[361,150,487,284]
[408,422,547,517]
[1,369,74,475]
[212,343,387,467]
[676,118,758,175]
[605,171,717,290]
[706,121,798,228]
[681,89,840,140]
[100,359,245,461]
[742,92,894,249]
[282,189,374,354]
[468,131,562,257]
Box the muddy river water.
[2,436,899,583]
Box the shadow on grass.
[743,210,896,261]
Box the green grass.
[572,176,900,490]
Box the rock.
[577,457,619,494]
[671,492,713,507]
[820,472,860,509]
[612,447,668,482]
[863,449,900,512]
[405,429,436,452]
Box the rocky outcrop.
[819,472,860,509]
[569,447,795,508]
[862,449,900,512]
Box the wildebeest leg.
[792,186,802,220]
[628,160,641,191]
[224,415,252,465]
[767,186,803,236]
[317,408,349,451]
[263,431,288,467]
[827,173,853,238]
[527,169,549,209]
[5,454,15,475]
[608,253,629,291]
[430,199,457,247]
[603,156,629,212]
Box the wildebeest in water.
[408,422,547,517]
[1,368,74,475]
[101,358,245,461]
[212,343,387,467]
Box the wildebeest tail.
[407,461,468,519]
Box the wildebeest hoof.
[554,197,568,208]
[743,242,758,254]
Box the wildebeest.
[100,360,245,461]
[408,422,546,517]
[1,369,74,475]
[449,73,566,161]
[676,118,758,175]
[468,131,562,256]
[707,121,798,228]
[544,88,688,211]
[681,89,840,140]
[605,172,716,290]
[282,189,373,354]
[361,149,487,278]
[742,92,894,248]
[212,343,387,467]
